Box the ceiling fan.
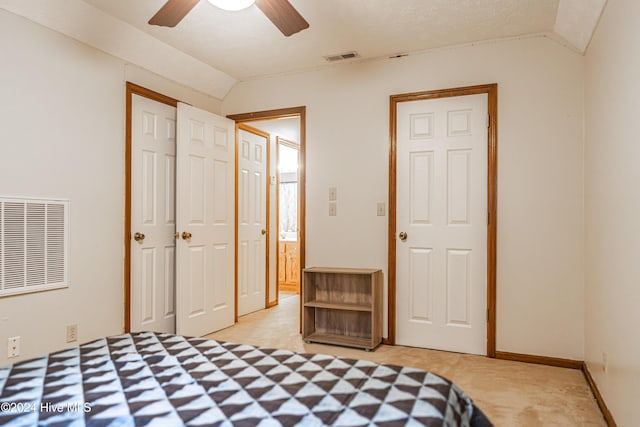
[148,0,310,37]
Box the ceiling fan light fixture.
[207,0,256,11]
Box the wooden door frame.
[234,123,272,321]
[227,107,306,330]
[387,84,498,357]
[124,82,179,332]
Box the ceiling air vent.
[323,51,359,62]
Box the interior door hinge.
[487,211,490,225]
[486,114,490,128]
[487,308,490,322]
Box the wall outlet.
[7,336,20,358]
[377,202,386,216]
[602,352,608,373]
[66,324,78,343]
[329,202,337,216]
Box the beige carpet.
[278,290,298,300]
[205,296,605,426]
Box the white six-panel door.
[130,94,177,334]
[396,94,488,355]
[237,126,268,316]
[176,103,235,336]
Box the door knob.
[261,229,267,235]
[133,232,145,242]
[181,231,192,240]
[398,231,408,241]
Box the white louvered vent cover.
[1,197,69,297]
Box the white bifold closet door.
[175,103,235,336]
[130,94,178,334]
[131,98,234,337]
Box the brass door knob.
[261,229,267,235]
[133,232,145,242]
[398,231,408,241]
[182,231,192,240]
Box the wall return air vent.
[0,197,69,297]
[323,51,359,62]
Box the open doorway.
[228,107,305,324]
[276,138,300,298]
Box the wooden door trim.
[387,84,498,357]
[228,107,304,122]
[124,82,178,332]
[273,139,282,308]
[234,123,272,320]
[277,138,300,150]
[228,107,306,332]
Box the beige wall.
[0,9,221,365]
[584,0,640,424]
[223,36,586,359]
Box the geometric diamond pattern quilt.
[0,332,492,426]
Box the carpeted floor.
[205,295,605,426]
[278,290,298,300]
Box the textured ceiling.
[554,0,607,52]
[82,0,562,80]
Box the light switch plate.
[329,187,337,201]
[377,202,386,216]
[329,202,337,216]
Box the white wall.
[0,0,236,99]
[224,36,586,359]
[584,0,640,424]
[0,9,221,365]
[251,118,301,144]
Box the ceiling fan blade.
[255,0,309,37]
[149,0,200,27]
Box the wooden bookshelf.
[302,267,383,351]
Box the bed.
[0,332,491,426]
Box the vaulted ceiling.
[82,0,569,80]
[0,0,606,98]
